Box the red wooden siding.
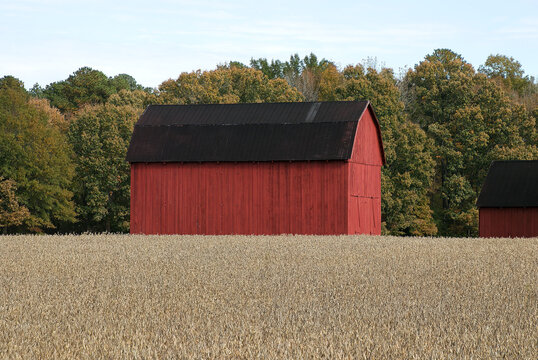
[130,161,348,235]
[347,107,383,235]
[479,208,538,237]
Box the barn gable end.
[347,106,384,234]
[127,101,385,235]
[349,106,385,166]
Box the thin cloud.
[495,17,538,39]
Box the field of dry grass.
[1,235,536,359]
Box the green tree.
[42,67,147,113]
[403,49,537,236]
[68,103,141,232]
[284,53,333,101]
[479,54,538,117]
[218,61,248,70]
[250,58,285,79]
[157,66,304,104]
[249,53,334,101]
[110,74,144,92]
[29,83,44,98]
[319,65,437,235]
[43,67,113,112]
[0,76,76,232]
[478,55,534,95]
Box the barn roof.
[476,160,538,208]
[126,101,385,163]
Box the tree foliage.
[68,103,141,232]
[39,67,147,113]
[28,97,69,133]
[107,89,157,108]
[478,55,534,95]
[479,54,538,117]
[0,76,75,231]
[403,49,537,236]
[157,66,303,104]
[317,65,437,235]
[0,177,30,233]
[251,53,334,101]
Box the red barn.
[126,101,385,235]
[477,160,538,237]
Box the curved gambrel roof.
[126,101,385,163]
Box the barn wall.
[130,161,348,235]
[479,207,538,237]
[347,107,383,235]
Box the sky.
[1,0,537,89]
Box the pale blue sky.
[1,0,537,89]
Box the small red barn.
[126,101,385,235]
[477,160,538,237]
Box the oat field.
[1,235,537,359]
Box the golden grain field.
[1,235,537,359]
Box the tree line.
[1,49,536,236]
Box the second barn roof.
[477,160,538,208]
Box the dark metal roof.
[477,160,538,208]
[126,101,383,163]
[136,101,369,126]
